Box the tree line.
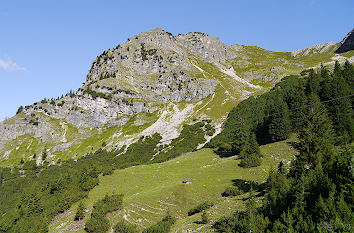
[212,61,354,232]
[208,61,353,168]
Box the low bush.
[143,215,176,233]
[188,201,214,216]
[222,186,243,197]
[114,219,137,233]
[239,153,261,168]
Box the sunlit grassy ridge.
[49,134,298,232]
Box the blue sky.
[1,0,353,120]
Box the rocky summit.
[335,28,354,53]
[1,27,353,166]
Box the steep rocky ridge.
[1,27,353,166]
[335,28,354,53]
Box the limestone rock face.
[335,28,354,53]
[291,42,338,57]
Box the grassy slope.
[49,134,298,232]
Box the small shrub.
[201,211,210,224]
[188,201,214,216]
[57,101,65,107]
[85,215,109,233]
[29,119,39,126]
[102,167,113,176]
[222,186,243,197]
[143,215,176,233]
[74,202,85,221]
[16,106,23,114]
[239,153,261,168]
[114,220,137,233]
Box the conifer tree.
[298,94,334,166]
[239,132,262,168]
[333,61,342,77]
[231,121,252,154]
[16,106,24,114]
[327,74,353,141]
[342,60,354,89]
[287,84,307,131]
[267,96,291,142]
[306,69,321,95]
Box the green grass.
[340,50,354,58]
[229,44,339,85]
[49,134,298,232]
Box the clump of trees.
[153,120,214,163]
[209,61,353,170]
[0,163,100,232]
[141,43,157,61]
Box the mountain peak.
[335,28,354,53]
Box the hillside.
[49,135,298,232]
[0,28,352,167]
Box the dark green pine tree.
[342,60,354,90]
[287,84,307,131]
[231,120,253,154]
[320,64,353,142]
[16,106,24,114]
[267,96,291,142]
[320,64,330,81]
[328,74,353,141]
[263,167,291,220]
[298,94,334,167]
[306,69,321,95]
[239,132,262,168]
[333,61,342,77]
[245,189,269,232]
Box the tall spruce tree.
[287,84,307,131]
[267,96,291,142]
[306,69,321,95]
[298,94,334,167]
[342,60,354,89]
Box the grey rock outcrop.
[291,42,337,57]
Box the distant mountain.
[0,28,353,166]
[335,28,354,53]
